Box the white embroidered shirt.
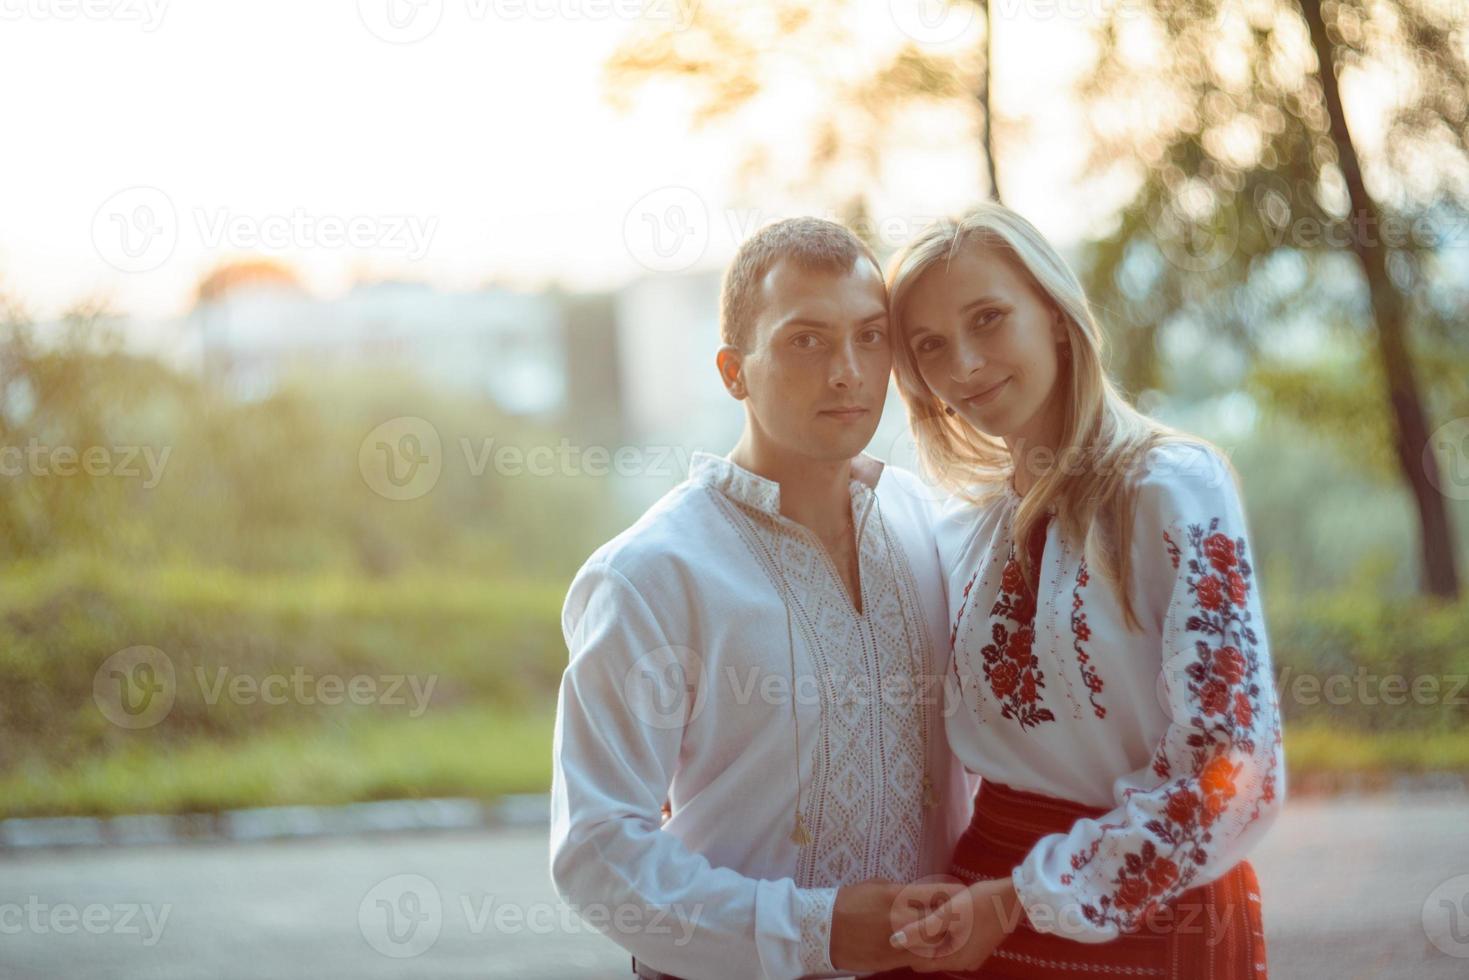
[936,442,1285,942]
[550,450,973,978]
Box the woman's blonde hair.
[887,203,1205,630]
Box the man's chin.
[794,422,882,462]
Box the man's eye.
[861,328,887,343]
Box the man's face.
[732,256,891,463]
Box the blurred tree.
[604,0,1000,243]
[0,290,621,581]
[1078,0,1466,597]
[0,299,188,560]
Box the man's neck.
[727,432,866,540]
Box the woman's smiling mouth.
[963,377,1011,408]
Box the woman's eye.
[973,309,1002,329]
[793,334,819,349]
[914,336,943,355]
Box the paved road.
[2,796,1466,979]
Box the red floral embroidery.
[1066,517,1279,933]
[979,543,1055,730]
[1070,557,1106,719]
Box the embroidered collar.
[689,450,883,517]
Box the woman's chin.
[957,406,1009,439]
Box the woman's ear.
[715,345,746,399]
[1051,307,1070,347]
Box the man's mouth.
[819,406,871,421]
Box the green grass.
[7,717,1467,819]
[1283,722,1469,775]
[3,556,1468,819]
[0,707,555,818]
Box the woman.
[884,204,1284,978]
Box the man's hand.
[888,877,1022,973]
[829,878,968,973]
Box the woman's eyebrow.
[959,295,1003,313]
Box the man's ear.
[716,345,747,400]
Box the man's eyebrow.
[774,310,888,331]
[774,316,835,332]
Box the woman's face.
[901,242,1069,449]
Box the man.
[549,217,973,979]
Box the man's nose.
[830,339,862,388]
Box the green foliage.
[0,311,629,580]
[4,554,1466,818]
[0,305,618,818]
[0,706,555,818]
[0,556,566,767]
[1268,589,1469,735]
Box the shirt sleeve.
[548,560,840,979]
[1011,444,1286,943]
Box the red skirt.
[942,781,1267,980]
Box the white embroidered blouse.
[935,441,1285,942]
[550,451,974,979]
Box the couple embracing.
[549,205,1284,980]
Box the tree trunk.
[978,0,1000,203]
[1298,0,1460,598]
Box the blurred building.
[156,263,749,500]
[189,264,568,417]
[613,269,734,449]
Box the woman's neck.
[1004,396,1066,497]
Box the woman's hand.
[830,878,969,973]
[889,877,1022,973]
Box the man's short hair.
[719,217,882,351]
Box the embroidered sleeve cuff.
[1012,856,1119,945]
[796,886,839,975]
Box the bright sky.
[1,0,1120,323]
